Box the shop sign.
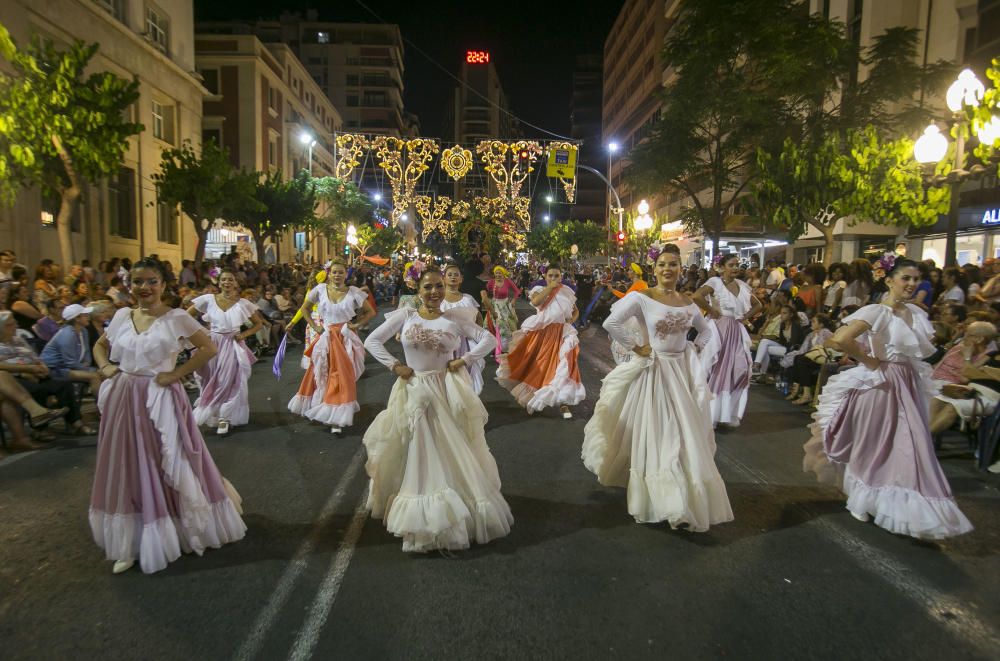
[981,208,1000,225]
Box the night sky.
[195,0,623,138]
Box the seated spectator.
[939,266,967,305]
[84,302,115,363]
[32,299,65,343]
[105,276,130,307]
[0,311,92,435]
[750,296,783,348]
[40,303,102,394]
[795,264,825,316]
[822,262,847,314]
[256,286,286,350]
[781,313,836,404]
[751,305,805,383]
[931,321,997,385]
[10,283,44,348]
[0,370,69,455]
[931,356,1000,437]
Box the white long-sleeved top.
[306,284,367,326]
[604,292,715,355]
[364,307,496,372]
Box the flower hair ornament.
[405,260,425,282]
[647,244,663,263]
[876,253,896,272]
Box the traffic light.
[343,243,350,255]
[517,148,530,168]
[616,231,626,245]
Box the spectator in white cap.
[40,303,102,398]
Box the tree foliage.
[627,0,845,251]
[311,176,373,246]
[0,23,141,266]
[752,27,955,264]
[233,170,316,264]
[528,220,605,261]
[359,225,403,258]
[153,139,257,265]
[756,128,949,264]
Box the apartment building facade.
[0,0,206,268]
[198,13,408,137]
[568,54,606,224]
[195,33,342,263]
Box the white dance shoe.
[560,406,572,420]
[330,426,342,435]
[217,420,230,436]
[112,560,134,574]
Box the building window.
[268,131,279,170]
[156,201,179,244]
[202,127,222,147]
[200,68,220,95]
[267,86,279,113]
[347,95,359,107]
[93,0,125,21]
[317,31,330,44]
[151,100,175,144]
[145,4,169,53]
[108,167,137,239]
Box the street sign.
[546,146,577,179]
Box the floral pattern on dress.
[654,310,693,339]
[404,324,451,354]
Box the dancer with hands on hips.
[583,245,733,530]
[362,268,513,552]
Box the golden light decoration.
[472,140,540,230]
[415,195,455,240]
[560,178,576,203]
[334,134,369,179]
[451,200,471,220]
[371,137,440,225]
[441,145,473,180]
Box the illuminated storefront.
[908,205,1000,266]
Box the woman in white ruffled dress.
[91,258,246,574]
[803,258,973,540]
[363,269,513,552]
[583,245,733,530]
[497,264,585,419]
[442,263,486,394]
[693,255,762,428]
[287,260,375,434]
[188,269,264,435]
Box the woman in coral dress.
[363,269,512,552]
[442,263,486,394]
[583,245,732,530]
[90,258,246,574]
[287,260,375,434]
[188,269,263,435]
[693,254,762,427]
[481,266,521,353]
[497,264,585,419]
[803,258,973,539]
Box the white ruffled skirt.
[582,346,733,530]
[363,369,513,552]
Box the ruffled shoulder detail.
[843,304,889,332]
[191,294,213,312]
[163,308,206,339]
[347,286,367,307]
[105,307,132,341]
[443,306,478,325]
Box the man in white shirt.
[765,260,785,291]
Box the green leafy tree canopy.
[0,23,142,266]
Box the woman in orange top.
[497,264,585,419]
[611,263,648,299]
[795,264,825,316]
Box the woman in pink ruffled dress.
[583,245,732,530]
[363,269,512,552]
[693,254,762,428]
[803,258,973,539]
[188,269,264,435]
[91,258,246,574]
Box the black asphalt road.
[2,307,999,661]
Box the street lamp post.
[606,142,622,264]
[913,69,996,267]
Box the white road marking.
[286,489,370,661]
[233,448,366,661]
[717,449,1000,656]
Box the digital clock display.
[466,50,490,64]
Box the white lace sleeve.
[363,308,411,369]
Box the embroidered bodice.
[191,294,257,333]
[364,307,495,373]
[306,284,367,325]
[105,308,206,376]
[605,292,715,355]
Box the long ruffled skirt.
[707,316,751,426]
[803,361,973,539]
[90,374,246,574]
[490,297,518,352]
[583,347,733,530]
[288,323,365,427]
[496,322,586,413]
[363,369,513,552]
[193,331,256,427]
